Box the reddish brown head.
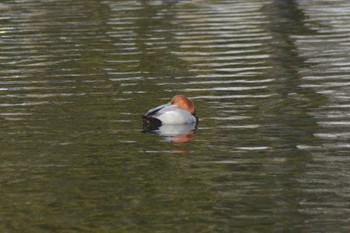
[171,95,196,115]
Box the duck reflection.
[143,122,198,144]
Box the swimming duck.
[142,95,198,127]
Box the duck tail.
[142,115,162,129]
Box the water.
[1,0,350,232]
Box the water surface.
[1,0,350,232]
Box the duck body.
[142,95,198,127]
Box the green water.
[1,0,350,232]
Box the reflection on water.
[143,122,197,144]
[1,0,350,232]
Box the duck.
[142,95,198,128]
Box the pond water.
[1,0,350,232]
